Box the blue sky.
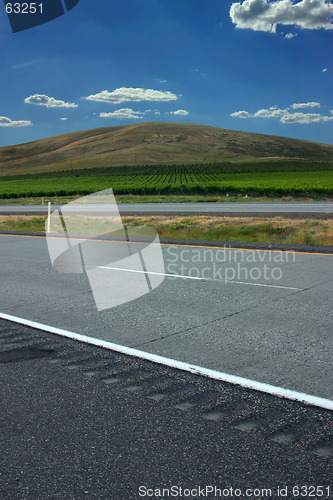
[1,0,332,147]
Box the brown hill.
[1,122,332,176]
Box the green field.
[0,164,332,198]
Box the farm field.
[1,169,332,199]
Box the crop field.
[3,160,332,181]
[0,164,332,198]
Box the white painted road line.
[1,312,332,411]
[97,265,302,290]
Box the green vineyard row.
[2,160,333,182]
[0,171,332,198]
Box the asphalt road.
[1,201,333,217]
[0,233,332,402]
[0,320,332,499]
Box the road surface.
[0,233,332,401]
[1,201,333,217]
[0,320,332,499]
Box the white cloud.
[322,68,328,72]
[230,0,333,33]
[154,110,161,115]
[280,112,327,123]
[84,87,178,104]
[24,94,78,108]
[284,32,297,38]
[60,117,68,121]
[0,116,32,127]
[100,108,143,119]
[291,102,321,109]
[230,110,252,118]
[170,109,189,116]
[231,103,333,124]
[254,106,287,118]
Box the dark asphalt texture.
[1,202,333,219]
[0,319,332,500]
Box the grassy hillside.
[1,122,332,176]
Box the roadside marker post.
[47,202,51,233]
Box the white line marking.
[97,266,301,290]
[0,312,332,411]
